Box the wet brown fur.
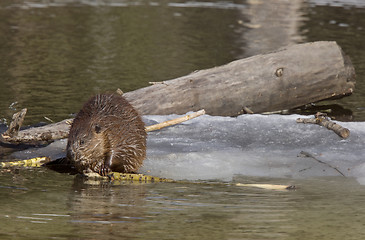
[66,93,146,175]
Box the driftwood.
[0,117,73,145]
[125,41,355,116]
[0,110,206,145]
[4,108,27,137]
[296,112,350,139]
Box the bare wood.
[235,183,296,191]
[0,157,51,168]
[0,118,73,145]
[83,172,295,190]
[145,109,205,132]
[125,41,355,116]
[116,88,124,95]
[242,106,254,114]
[3,108,27,138]
[296,112,350,139]
[149,81,168,86]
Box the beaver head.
[67,119,110,174]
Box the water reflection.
[301,3,365,120]
[1,1,365,238]
[0,0,246,124]
[0,0,364,123]
[70,177,149,238]
[1,167,365,239]
[241,0,305,57]
[69,175,297,239]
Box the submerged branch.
[298,151,346,177]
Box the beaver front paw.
[98,164,111,176]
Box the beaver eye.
[79,140,85,145]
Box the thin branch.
[145,109,206,132]
[296,112,350,139]
[298,151,346,177]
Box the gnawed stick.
[85,172,295,190]
[235,183,296,191]
[85,172,174,183]
[296,112,350,139]
[145,109,206,132]
[0,157,51,168]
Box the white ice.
[141,114,365,184]
[11,114,365,184]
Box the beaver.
[66,93,147,176]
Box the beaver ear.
[94,124,102,134]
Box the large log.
[0,41,356,145]
[125,41,355,116]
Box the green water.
[1,1,365,239]
[0,1,364,124]
[1,168,365,240]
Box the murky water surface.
[1,168,365,240]
[1,0,365,239]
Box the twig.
[296,112,350,139]
[145,109,206,132]
[298,151,345,177]
[149,81,168,86]
[242,106,254,114]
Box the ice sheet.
[141,114,365,183]
[9,114,365,184]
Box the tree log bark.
[125,41,355,116]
